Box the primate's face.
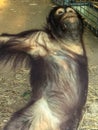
[47,6,83,36]
[55,7,78,23]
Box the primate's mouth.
[62,13,77,21]
[66,15,77,19]
[61,13,78,24]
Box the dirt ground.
[0,0,98,130]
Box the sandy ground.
[0,0,98,130]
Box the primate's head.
[47,6,84,38]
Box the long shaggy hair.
[0,6,88,130]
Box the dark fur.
[0,6,88,130]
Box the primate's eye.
[56,8,65,15]
[66,7,75,13]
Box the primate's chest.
[50,51,76,72]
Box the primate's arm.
[0,31,49,68]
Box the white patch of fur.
[0,36,11,42]
[29,98,60,130]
